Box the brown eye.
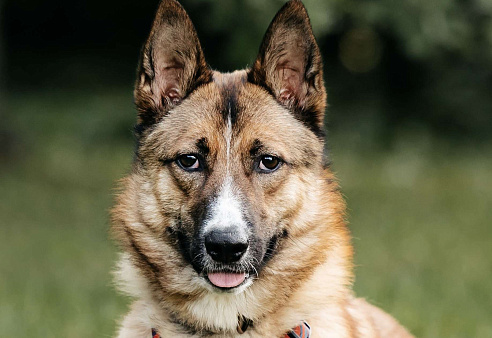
[258,155,281,172]
[177,154,201,171]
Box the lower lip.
[207,272,248,289]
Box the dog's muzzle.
[203,229,250,289]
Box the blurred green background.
[1,0,491,337]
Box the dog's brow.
[249,139,264,156]
[196,138,210,155]
[249,140,283,160]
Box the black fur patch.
[262,229,289,267]
[196,137,210,155]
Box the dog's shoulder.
[345,297,414,337]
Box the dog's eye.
[177,154,201,171]
[258,155,281,172]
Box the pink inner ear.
[278,66,301,102]
[276,62,307,106]
[155,64,184,105]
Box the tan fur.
[111,1,413,337]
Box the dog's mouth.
[206,271,250,289]
[175,227,287,291]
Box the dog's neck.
[151,319,311,338]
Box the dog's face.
[115,0,327,296]
[138,74,324,291]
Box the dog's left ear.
[248,0,326,136]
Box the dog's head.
[114,0,333,304]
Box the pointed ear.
[248,0,326,137]
[135,0,212,131]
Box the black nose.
[205,230,248,264]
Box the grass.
[331,137,492,337]
[1,89,490,337]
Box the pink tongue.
[207,272,246,288]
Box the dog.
[111,0,413,337]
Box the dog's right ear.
[135,0,212,131]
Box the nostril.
[205,231,248,264]
[205,241,221,259]
[229,242,248,258]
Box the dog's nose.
[205,230,248,264]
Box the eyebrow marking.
[196,137,209,155]
[249,139,264,157]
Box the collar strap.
[285,321,311,338]
[151,321,310,338]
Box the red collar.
[285,321,311,338]
[152,321,310,338]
